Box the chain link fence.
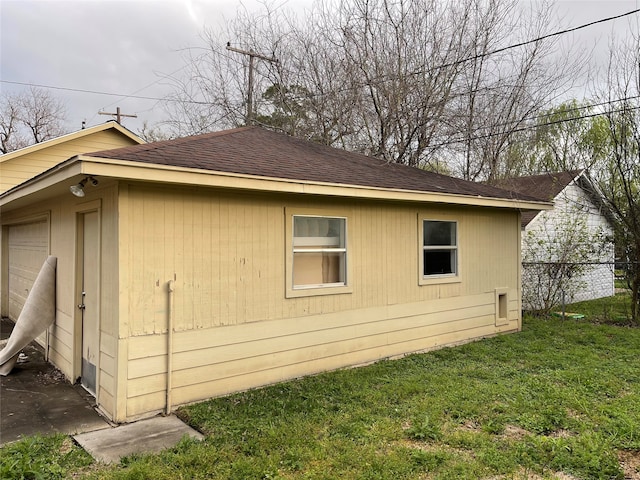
[521,260,620,313]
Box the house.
[0,121,144,350]
[0,120,144,193]
[0,126,550,423]
[498,170,614,309]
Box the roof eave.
[79,156,553,209]
[0,155,553,211]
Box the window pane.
[424,221,456,246]
[293,252,345,286]
[424,250,456,275]
[294,216,345,248]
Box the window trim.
[285,208,353,298]
[418,217,461,286]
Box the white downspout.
[166,279,175,416]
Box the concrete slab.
[1,318,110,444]
[73,415,204,464]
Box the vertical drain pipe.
[166,279,175,416]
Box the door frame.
[73,200,102,395]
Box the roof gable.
[0,121,145,194]
[0,121,143,163]
[495,170,608,227]
[495,170,582,202]
[86,126,542,202]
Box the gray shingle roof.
[87,126,542,202]
[495,170,582,227]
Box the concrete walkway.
[74,415,204,463]
[1,317,203,463]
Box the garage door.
[7,219,49,321]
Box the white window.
[292,216,346,288]
[423,220,457,277]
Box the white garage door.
[8,219,49,321]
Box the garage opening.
[7,218,49,325]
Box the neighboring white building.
[500,170,615,310]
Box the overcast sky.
[1,0,639,136]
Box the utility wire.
[0,79,194,103]
[430,103,640,149]
[447,94,640,138]
[3,8,638,108]
[415,8,640,75]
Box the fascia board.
[0,161,83,206]
[80,155,553,210]
[0,154,553,211]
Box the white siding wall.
[523,181,614,307]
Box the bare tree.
[317,0,476,167]
[161,3,289,137]
[0,96,27,153]
[163,0,582,174]
[0,87,66,154]
[450,0,585,182]
[593,30,640,322]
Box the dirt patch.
[59,437,75,455]
[501,425,529,440]
[619,450,640,479]
[12,342,69,385]
[549,429,575,439]
[459,421,480,432]
[35,366,68,385]
[484,467,579,479]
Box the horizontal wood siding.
[121,184,522,419]
[98,333,117,417]
[125,292,518,412]
[0,130,139,193]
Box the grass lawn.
[2,296,640,479]
[562,292,635,326]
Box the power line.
[0,79,209,105]
[414,8,640,75]
[271,8,640,97]
[448,95,640,138]
[3,8,638,109]
[430,102,640,150]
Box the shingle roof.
[86,126,542,203]
[495,170,582,227]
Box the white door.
[80,211,100,396]
[7,220,49,322]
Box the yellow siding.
[2,179,523,423]
[0,182,120,419]
[126,293,518,412]
[0,130,139,193]
[122,186,519,334]
[120,184,522,420]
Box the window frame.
[285,208,353,298]
[418,217,461,285]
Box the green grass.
[564,292,635,326]
[0,434,93,479]
[3,296,640,479]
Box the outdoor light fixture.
[69,176,98,197]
